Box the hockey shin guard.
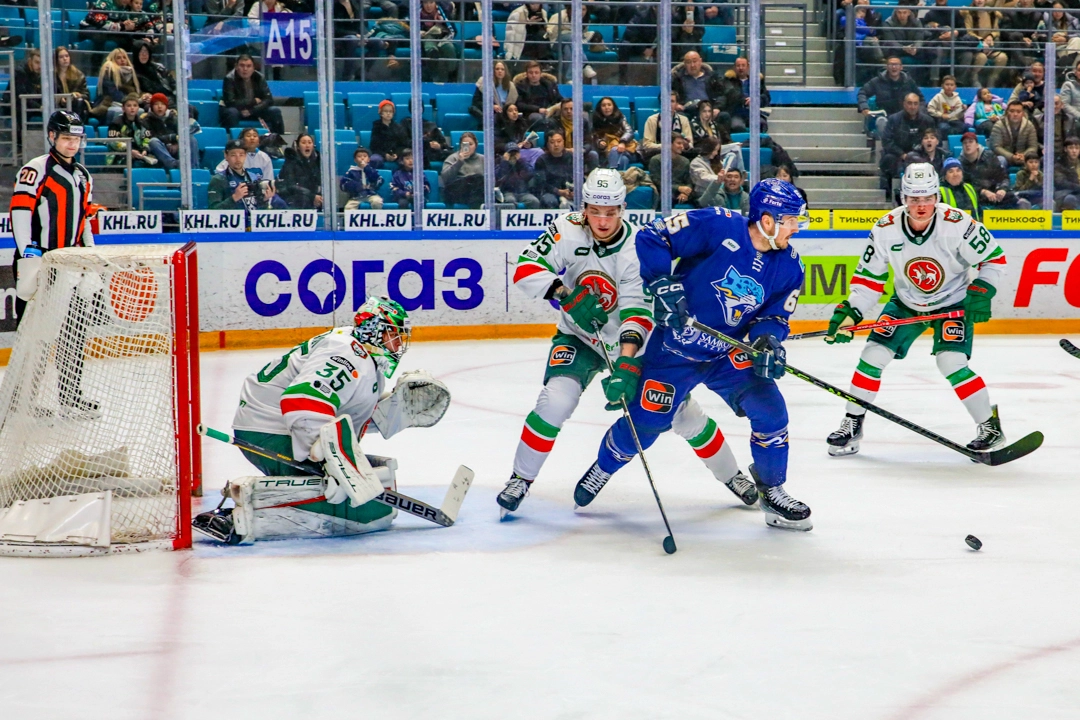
[671,396,740,482]
[846,342,895,416]
[936,351,992,424]
[513,376,582,481]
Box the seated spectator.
[858,56,923,138]
[140,93,199,171]
[1053,94,1076,156]
[990,101,1039,168]
[81,0,137,52]
[107,94,154,167]
[209,140,286,214]
[880,4,933,85]
[93,49,144,126]
[495,143,540,208]
[591,97,637,171]
[550,4,599,82]
[648,134,694,207]
[53,47,92,123]
[838,4,885,78]
[1055,136,1080,210]
[533,130,574,209]
[724,57,771,133]
[440,132,486,208]
[545,99,599,171]
[277,134,323,210]
[960,0,1006,88]
[689,100,731,148]
[939,157,981,219]
[126,0,159,47]
[12,50,41,129]
[672,9,705,60]
[689,136,723,206]
[959,131,1019,209]
[514,61,562,126]
[469,61,518,124]
[927,75,967,139]
[773,163,808,204]
[207,0,244,17]
[216,127,275,182]
[972,87,1005,136]
[671,52,740,119]
[220,54,285,135]
[1014,150,1044,209]
[417,118,452,169]
[504,3,553,62]
[921,0,961,86]
[390,150,429,209]
[880,93,936,187]
[419,0,457,83]
[642,93,693,161]
[132,40,174,102]
[907,127,952,176]
[1010,62,1046,121]
[341,147,384,209]
[370,100,410,168]
[248,0,290,20]
[713,167,751,214]
[1002,0,1043,70]
[619,4,658,84]
[494,104,535,154]
[1041,3,1080,72]
[1060,61,1080,124]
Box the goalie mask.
[354,296,411,378]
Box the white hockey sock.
[513,376,583,481]
[845,342,895,416]
[671,396,739,482]
[936,351,993,424]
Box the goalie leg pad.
[319,416,384,508]
[370,370,451,439]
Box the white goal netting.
[0,245,200,553]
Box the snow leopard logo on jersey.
[904,257,945,293]
[712,266,766,326]
[575,270,618,312]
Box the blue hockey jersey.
[636,207,805,363]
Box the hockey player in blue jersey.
[573,178,814,531]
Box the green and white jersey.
[233,327,385,462]
[513,212,654,359]
[849,203,1007,316]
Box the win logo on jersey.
[549,345,577,366]
[640,380,675,413]
[712,266,765,326]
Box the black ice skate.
[724,470,758,506]
[497,473,532,519]
[574,462,612,508]
[827,413,865,457]
[192,508,240,545]
[750,464,812,531]
[967,405,1005,453]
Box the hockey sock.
[845,342,895,416]
[671,396,739,482]
[513,376,582,481]
[936,351,992,424]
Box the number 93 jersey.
[849,204,1007,317]
[233,327,385,461]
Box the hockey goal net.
[0,243,201,556]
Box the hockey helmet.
[900,162,940,199]
[46,110,85,151]
[354,296,411,378]
[748,177,809,228]
[582,168,626,207]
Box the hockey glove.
[825,300,863,344]
[559,285,609,332]
[15,245,43,302]
[601,356,643,411]
[751,334,787,380]
[648,275,690,328]
[964,279,996,324]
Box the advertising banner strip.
[983,209,1053,230]
[831,209,885,230]
[180,210,246,233]
[96,211,163,235]
[1061,211,1080,230]
[422,209,491,231]
[343,209,413,231]
[251,209,319,232]
[808,209,831,229]
[0,214,11,239]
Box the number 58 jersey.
[232,327,385,462]
[849,204,1007,317]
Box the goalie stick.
[787,310,965,341]
[198,425,473,527]
[1061,339,1080,359]
[689,320,1043,466]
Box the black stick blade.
[1061,339,1080,359]
[984,431,1044,466]
[663,536,677,554]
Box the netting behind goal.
[0,244,201,555]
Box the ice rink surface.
[2,334,1079,719]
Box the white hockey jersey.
[513,212,654,358]
[232,327,385,462]
[848,204,1007,317]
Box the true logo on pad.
[641,380,675,413]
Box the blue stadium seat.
[187,88,214,101]
[358,131,372,148]
[335,142,355,176]
[703,25,738,65]
[425,170,443,207]
[304,90,344,105]
[306,103,346,132]
[190,14,209,31]
[391,93,434,122]
[190,168,211,210]
[314,128,358,146]
[376,169,395,203]
[436,94,473,121]
[625,186,654,209]
[202,146,225,170]
[197,127,229,149]
[348,92,389,107]
[129,168,170,209]
[350,104,381,132]
[440,113,474,132]
[191,101,219,127]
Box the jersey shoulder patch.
[564,212,584,227]
[876,213,896,228]
[943,208,964,223]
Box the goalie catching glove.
[310,415,385,507]
[370,369,451,439]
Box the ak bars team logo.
[641,379,675,413]
[904,257,945,293]
[575,270,618,312]
[549,345,577,366]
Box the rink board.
[4,231,1080,354]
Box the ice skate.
[724,470,758,506]
[191,507,240,545]
[497,473,531,519]
[750,464,812,531]
[967,405,1005,453]
[574,462,612,508]
[827,413,864,457]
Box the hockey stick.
[787,310,965,341]
[1061,339,1080,359]
[198,425,474,527]
[688,321,1043,466]
[594,331,677,554]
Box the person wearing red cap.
[140,93,199,171]
[370,99,410,169]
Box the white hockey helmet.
[901,162,940,200]
[582,168,626,207]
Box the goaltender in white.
[193,297,452,544]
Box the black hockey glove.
[751,334,787,380]
[648,275,689,328]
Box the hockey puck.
[663,536,677,554]
[965,534,983,551]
